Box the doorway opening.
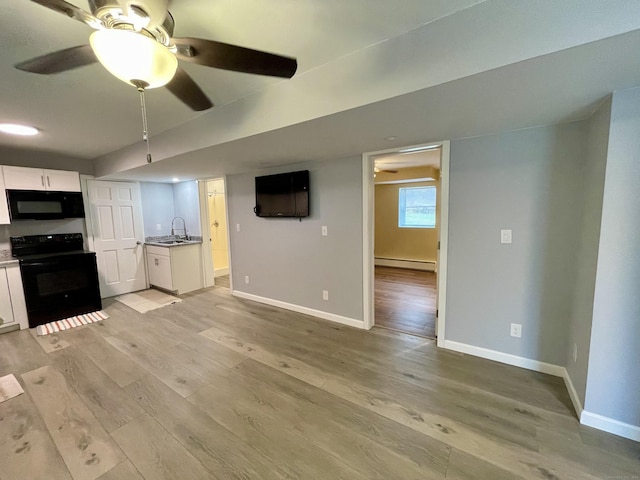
[363,141,450,344]
[199,178,232,290]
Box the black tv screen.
[255,170,309,218]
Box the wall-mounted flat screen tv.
[254,170,309,218]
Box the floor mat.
[36,311,109,336]
[115,288,182,314]
[0,374,24,402]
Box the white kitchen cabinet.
[146,243,203,294]
[0,168,9,224]
[0,268,15,328]
[0,265,28,332]
[2,165,81,192]
[147,251,173,291]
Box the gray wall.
[446,123,586,365]
[565,98,611,406]
[173,180,201,238]
[584,87,640,427]
[227,157,363,321]
[140,182,175,237]
[0,146,94,175]
[140,180,201,238]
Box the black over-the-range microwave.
[6,189,85,220]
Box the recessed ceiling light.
[172,177,180,182]
[0,123,39,136]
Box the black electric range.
[10,233,102,328]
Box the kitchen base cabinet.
[146,244,203,295]
[0,265,29,333]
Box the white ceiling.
[0,0,482,158]
[2,1,640,182]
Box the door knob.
[136,241,142,245]
[213,220,219,227]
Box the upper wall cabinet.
[2,166,81,192]
[0,168,9,224]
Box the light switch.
[156,223,162,231]
[321,226,328,236]
[236,224,241,232]
[501,229,512,244]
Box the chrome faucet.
[170,216,189,240]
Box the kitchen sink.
[156,239,188,245]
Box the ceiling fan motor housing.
[88,0,175,42]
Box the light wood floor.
[0,286,638,480]
[215,274,230,289]
[375,266,437,338]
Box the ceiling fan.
[374,167,398,174]
[14,0,298,112]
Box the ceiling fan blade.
[14,45,97,74]
[31,0,103,28]
[173,37,297,78]
[165,66,214,111]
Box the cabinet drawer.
[146,245,171,257]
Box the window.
[398,186,436,228]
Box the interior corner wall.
[173,180,201,237]
[446,122,586,366]
[226,156,364,322]
[565,97,611,408]
[140,182,175,237]
[374,181,438,263]
[584,87,640,429]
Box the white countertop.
[0,251,18,267]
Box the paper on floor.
[0,374,24,403]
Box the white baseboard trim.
[232,290,366,330]
[374,258,436,271]
[442,340,565,377]
[214,267,229,277]
[581,411,640,441]
[441,340,640,441]
[562,369,584,419]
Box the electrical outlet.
[321,226,328,236]
[510,323,522,338]
[236,224,241,232]
[501,229,512,244]
[244,275,249,284]
[156,223,162,231]
[322,290,329,301]
[573,344,578,362]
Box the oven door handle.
[21,261,53,268]
[21,259,69,269]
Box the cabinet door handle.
[155,258,159,266]
[41,175,45,187]
[47,176,51,187]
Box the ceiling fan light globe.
[90,29,177,89]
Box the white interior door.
[87,180,146,297]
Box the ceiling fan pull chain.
[137,85,153,163]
